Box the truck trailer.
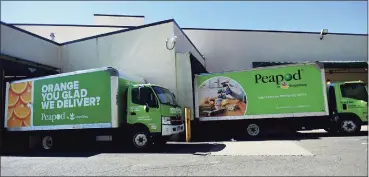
[193,62,368,138]
[3,67,184,152]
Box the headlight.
[162,117,171,124]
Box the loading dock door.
[0,55,60,149]
[175,52,207,121]
[189,54,207,120]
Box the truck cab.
[126,84,184,149]
[326,80,368,134]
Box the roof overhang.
[252,61,368,69]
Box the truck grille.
[170,116,183,125]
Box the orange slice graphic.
[10,82,28,94]
[22,115,31,127]
[7,108,14,120]
[20,87,32,104]
[7,90,19,107]
[13,102,31,119]
[7,116,23,128]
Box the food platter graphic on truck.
[197,76,247,118]
[196,64,327,121]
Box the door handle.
[131,112,136,115]
[342,104,347,110]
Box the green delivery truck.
[4,67,184,151]
[194,62,368,138]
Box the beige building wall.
[183,29,368,73]
[12,25,127,43]
[60,21,180,95]
[1,23,61,68]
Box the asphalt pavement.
[1,127,368,176]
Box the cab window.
[340,83,368,102]
[132,87,158,107]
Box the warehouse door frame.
[189,54,207,121]
[0,54,60,132]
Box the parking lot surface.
[1,127,368,176]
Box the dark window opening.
[132,87,158,107]
[340,83,368,102]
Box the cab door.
[338,83,368,122]
[127,86,161,133]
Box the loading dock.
[0,54,60,152]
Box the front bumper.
[162,124,185,136]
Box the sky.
[1,1,368,34]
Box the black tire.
[246,123,262,138]
[338,118,361,135]
[40,135,55,152]
[131,128,151,151]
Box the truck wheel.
[41,136,54,151]
[246,123,261,137]
[339,118,361,135]
[132,129,151,150]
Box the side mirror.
[144,103,149,112]
[138,86,142,99]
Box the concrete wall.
[60,21,179,94]
[175,52,195,119]
[173,25,205,66]
[94,15,144,27]
[173,25,206,119]
[183,29,368,73]
[0,24,60,68]
[13,25,127,43]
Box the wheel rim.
[341,120,357,133]
[247,124,260,136]
[42,136,53,150]
[133,133,148,148]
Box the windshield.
[152,86,178,106]
[340,83,368,102]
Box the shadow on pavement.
[2,130,366,158]
[191,130,368,142]
[0,142,226,158]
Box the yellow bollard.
[185,108,191,142]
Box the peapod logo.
[41,112,88,122]
[255,69,306,89]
